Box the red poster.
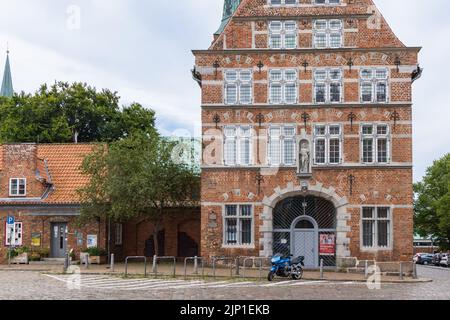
[320,234,335,256]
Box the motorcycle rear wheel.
[291,267,304,280]
[268,271,275,282]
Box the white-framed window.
[9,178,26,197]
[268,125,296,166]
[313,124,343,165]
[361,124,390,164]
[313,19,343,49]
[5,222,23,246]
[314,69,343,104]
[268,0,298,7]
[224,204,253,246]
[314,0,340,5]
[115,224,123,246]
[269,21,297,49]
[269,69,298,104]
[224,126,253,166]
[360,68,389,103]
[362,207,391,249]
[224,70,253,105]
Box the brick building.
[193,0,422,267]
[0,143,200,263]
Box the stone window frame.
[360,123,391,165]
[360,206,393,251]
[268,69,299,104]
[313,19,343,49]
[267,124,297,167]
[313,68,344,104]
[222,203,255,248]
[224,69,253,105]
[223,125,254,167]
[359,67,390,104]
[313,124,343,166]
[268,20,298,50]
[9,178,27,197]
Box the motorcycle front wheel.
[268,271,275,282]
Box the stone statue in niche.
[298,139,312,176]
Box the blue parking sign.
[6,216,14,225]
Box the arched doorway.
[273,196,337,268]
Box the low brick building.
[193,0,422,267]
[0,143,200,263]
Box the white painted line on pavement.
[286,281,328,286]
[100,280,194,290]
[260,280,298,287]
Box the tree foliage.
[414,153,450,249]
[0,82,156,143]
[78,133,200,255]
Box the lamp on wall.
[390,111,400,131]
[256,172,264,196]
[348,174,355,195]
[256,113,265,128]
[347,57,354,72]
[348,112,357,132]
[302,60,309,73]
[301,112,310,129]
[394,56,401,73]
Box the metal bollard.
[110,254,115,272]
[85,254,90,269]
[235,257,240,276]
[364,260,368,279]
[413,262,418,279]
[320,259,324,279]
[152,255,157,275]
[194,256,199,275]
[399,262,404,280]
[64,253,69,272]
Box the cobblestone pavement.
[0,266,448,300]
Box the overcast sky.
[0,0,449,182]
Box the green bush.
[82,247,107,256]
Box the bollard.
[63,253,69,272]
[235,257,240,276]
[152,255,157,275]
[399,262,404,280]
[320,259,324,280]
[110,254,115,272]
[85,254,90,269]
[364,260,368,279]
[413,262,418,279]
[194,256,199,275]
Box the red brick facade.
[193,0,421,266]
[0,144,201,263]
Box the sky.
[0,0,449,182]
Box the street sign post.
[6,216,15,266]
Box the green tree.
[78,133,200,256]
[0,82,156,143]
[414,153,450,249]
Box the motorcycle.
[268,254,305,282]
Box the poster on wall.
[87,235,98,248]
[319,234,336,256]
[31,233,41,247]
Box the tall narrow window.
[225,70,253,105]
[269,69,298,104]
[360,68,389,103]
[361,124,390,164]
[269,21,297,49]
[313,125,342,165]
[313,19,343,49]
[224,205,253,246]
[362,207,391,249]
[268,126,296,166]
[314,69,342,104]
[224,126,253,166]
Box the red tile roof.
[37,144,96,205]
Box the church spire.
[1,49,14,98]
[215,0,242,35]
